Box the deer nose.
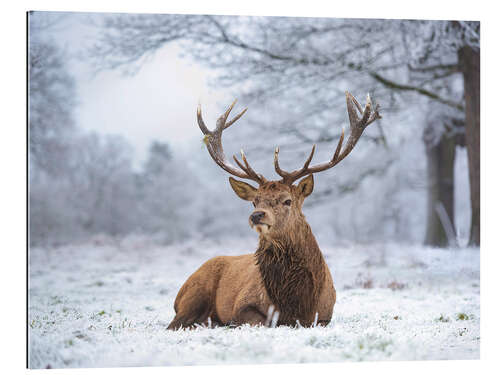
[250,211,266,224]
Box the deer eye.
[284,199,292,206]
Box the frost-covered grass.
[28,237,480,368]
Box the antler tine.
[225,108,248,129]
[295,128,345,176]
[358,93,372,125]
[216,99,236,129]
[332,128,345,162]
[302,144,316,170]
[273,144,317,183]
[211,100,248,131]
[197,101,266,185]
[347,92,381,127]
[233,149,267,183]
[232,153,247,172]
[274,91,381,184]
[345,91,366,130]
[334,92,379,163]
[240,149,258,177]
[197,103,210,135]
[365,103,382,126]
[274,147,287,179]
[349,93,364,115]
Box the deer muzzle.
[249,210,273,235]
[250,211,266,225]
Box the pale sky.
[34,11,234,166]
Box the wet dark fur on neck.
[255,222,326,326]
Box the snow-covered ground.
[28,237,480,368]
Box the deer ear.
[229,177,257,201]
[297,174,314,198]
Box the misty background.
[28,12,480,249]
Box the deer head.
[197,92,381,238]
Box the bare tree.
[88,14,479,246]
[30,12,216,246]
[137,141,199,243]
[28,13,80,246]
[401,20,479,246]
[66,133,139,237]
[89,15,410,242]
[458,44,480,246]
[29,34,76,177]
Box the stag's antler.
[197,100,267,185]
[274,91,381,185]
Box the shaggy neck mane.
[255,218,326,326]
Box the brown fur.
[167,176,336,330]
[256,228,326,326]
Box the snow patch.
[28,239,480,368]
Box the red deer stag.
[167,92,381,329]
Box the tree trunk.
[458,46,480,247]
[424,129,456,247]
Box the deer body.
[167,92,380,329]
[168,186,336,329]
